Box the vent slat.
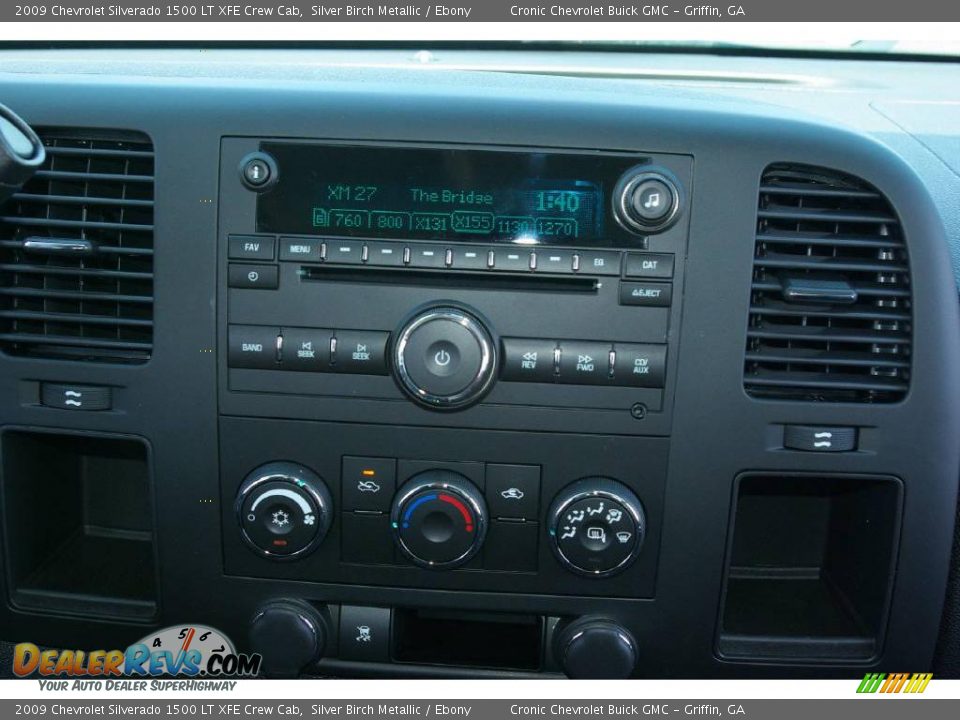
[0,240,154,257]
[0,129,154,364]
[0,263,152,281]
[0,286,153,304]
[744,163,911,403]
[11,193,154,209]
[44,145,154,160]
[0,216,153,233]
[0,333,152,352]
[757,207,897,224]
[0,310,153,328]
[757,232,904,249]
[33,169,154,184]
[745,370,908,393]
[749,301,910,323]
[758,184,881,200]
[754,255,908,274]
[744,348,910,369]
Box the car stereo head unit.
[220,138,691,436]
[253,143,685,246]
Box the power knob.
[235,462,333,559]
[393,306,496,410]
[612,166,682,234]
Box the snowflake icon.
[271,510,290,528]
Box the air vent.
[0,129,153,363]
[744,163,911,402]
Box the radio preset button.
[365,242,405,267]
[501,338,558,383]
[229,235,275,261]
[333,330,389,375]
[496,249,531,272]
[281,327,334,372]
[327,241,364,265]
[612,343,666,387]
[279,237,323,263]
[229,263,279,289]
[228,325,279,369]
[558,340,613,384]
[536,249,575,274]
[619,281,673,307]
[574,251,621,276]
[624,253,674,279]
[451,246,488,270]
[408,243,447,269]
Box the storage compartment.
[1,429,157,620]
[717,474,901,662]
[393,608,542,670]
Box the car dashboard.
[0,46,958,679]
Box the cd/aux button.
[612,343,666,387]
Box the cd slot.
[300,266,598,294]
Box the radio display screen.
[256,143,639,247]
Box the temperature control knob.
[548,478,646,577]
[391,470,487,569]
[236,462,333,559]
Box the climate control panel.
[221,418,665,599]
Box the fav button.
[228,235,275,261]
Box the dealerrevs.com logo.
[14,625,261,684]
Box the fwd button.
[558,341,613,385]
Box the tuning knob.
[235,462,332,559]
[548,478,646,577]
[554,617,638,679]
[612,166,682,234]
[391,470,488,569]
[249,599,328,678]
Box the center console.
[217,139,691,675]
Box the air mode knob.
[391,470,488,569]
[236,462,333,559]
[554,617,638,679]
[393,306,496,410]
[613,166,682,234]
[548,478,646,577]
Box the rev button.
[501,338,558,383]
